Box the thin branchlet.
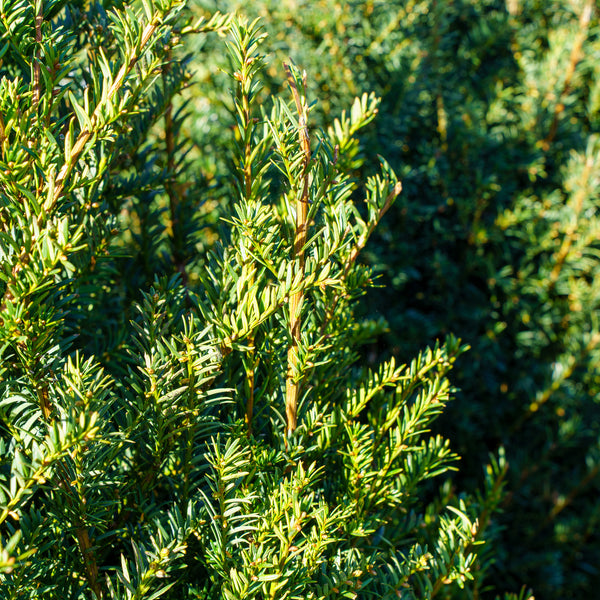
[284,63,311,436]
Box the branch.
[45,15,165,214]
[284,63,311,436]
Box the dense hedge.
[0,2,509,598]
[184,1,600,597]
[1,0,598,598]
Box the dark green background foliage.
[1,0,599,598]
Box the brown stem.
[0,111,5,147]
[164,100,176,219]
[54,463,103,599]
[33,4,43,108]
[242,94,253,200]
[244,340,256,434]
[284,64,311,435]
[240,72,256,432]
[37,383,52,420]
[76,525,102,598]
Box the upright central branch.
[284,64,311,435]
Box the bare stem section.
[33,3,42,108]
[284,63,311,435]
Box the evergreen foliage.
[0,3,511,599]
[182,0,600,597]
